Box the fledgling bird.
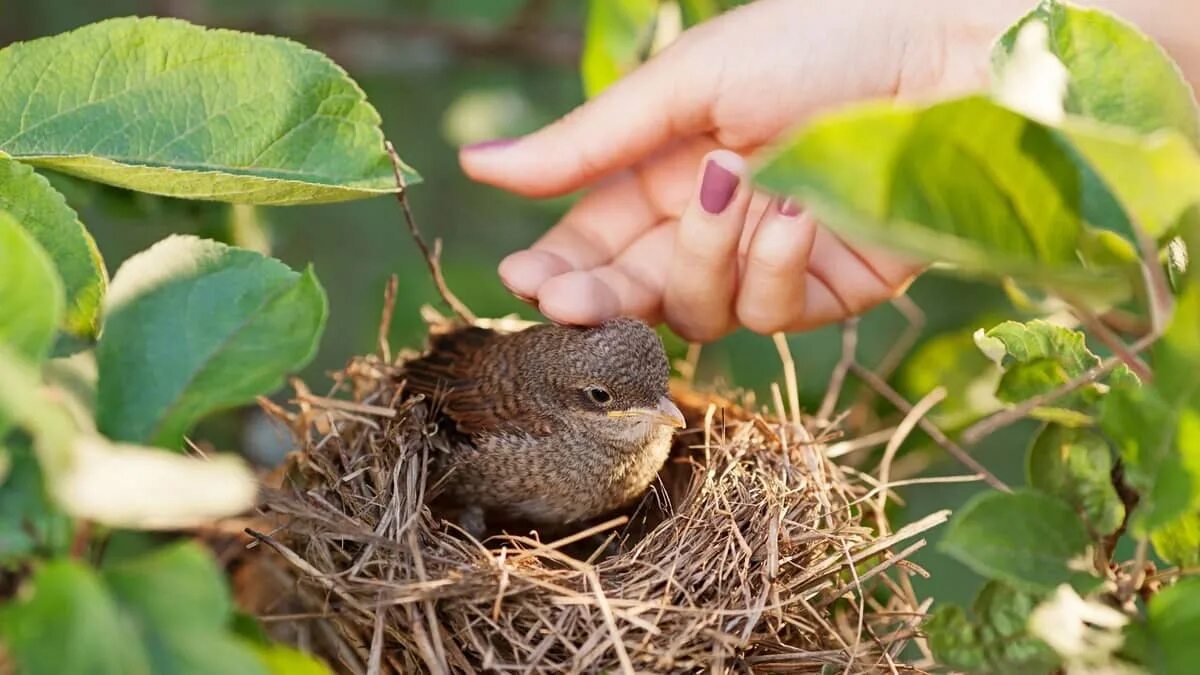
[401,317,685,534]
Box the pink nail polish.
[778,198,801,217]
[699,159,739,214]
[462,137,518,152]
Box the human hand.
[459,0,1017,341]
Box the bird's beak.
[608,396,686,429]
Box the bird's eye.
[584,386,612,405]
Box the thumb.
[458,43,714,198]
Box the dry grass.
[238,311,947,674]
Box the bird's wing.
[401,326,546,437]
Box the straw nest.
[238,310,946,674]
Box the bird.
[400,317,686,536]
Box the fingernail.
[699,159,739,214]
[778,198,801,217]
[462,137,517,152]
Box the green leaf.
[941,490,1097,593]
[96,235,328,448]
[1027,424,1124,535]
[1150,512,1200,567]
[0,560,149,675]
[0,157,104,338]
[0,211,63,361]
[974,320,1106,415]
[1064,123,1200,239]
[102,542,266,675]
[1145,578,1200,674]
[581,0,665,98]
[995,0,1199,144]
[898,327,1003,430]
[755,96,1127,299]
[925,580,1059,674]
[0,438,72,566]
[1102,281,1200,533]
[0,17,415,205]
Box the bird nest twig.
[226,294,947,674]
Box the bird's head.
[548,318,685,442]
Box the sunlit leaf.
[0,211,63,361]
[1150,512,1200,567]
[755,96,1130,301]
[0,17,416,205]
[995,0,1199,144]
[0,157,104,337]
[581,0,675,98]
[97,235,327,448]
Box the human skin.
[459,0,1200,342]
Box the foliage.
[3,0,1200,672]
[756,0,1200,671]
[0,14,406,675]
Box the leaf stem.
[384,141,476,324]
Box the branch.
[959,332,1159,446]
[848,362,1010,492]
[817,318,859,424]
[385,141,476,325]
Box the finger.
[537,221,676,325]
[497,170,659,298]
[458,43,713,198]
[808,226,905,315]
[736,200,816,334]
[663,149,752,342]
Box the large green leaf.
[96,235,327,447]
[0,17,415,205]
[1064,124,1200,239]
[995,0,1199,145]
[1145,578,1200,674]
[1027,424,1124,535]
[0,157,104,337]
[755,96,1130,298]
[0,560,149,675]
[941,490,1097,593]
[0,211,63,361]
[0,545,269,675]
[925,580,1059,674]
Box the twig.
[848,363,1009,492]
[773,333,803,426]
[818,319,859,423]
[1071,305,1151,381]
[378,274,398,362]
[384,140,476,324]
[961,332,1159,446]
[876,388,947,534]
[875,296,926,382]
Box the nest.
[237,309,945,674]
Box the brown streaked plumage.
[401,318,684,534]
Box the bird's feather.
[402,325,549,437]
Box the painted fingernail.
[778,198,801,217]
[699,159,739,214]
[462,137,517,152]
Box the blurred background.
[3,0,1030,608]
